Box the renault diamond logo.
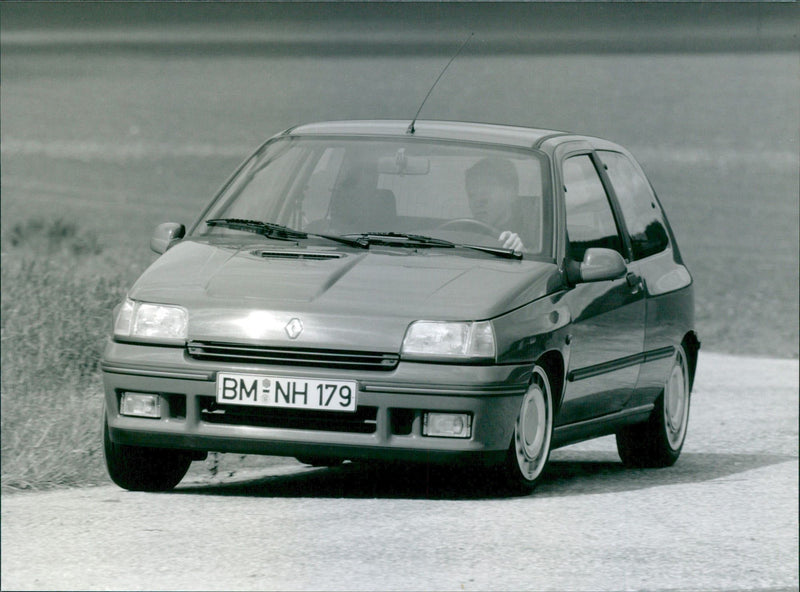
[285,318,303,340]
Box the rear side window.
[599,151,669,260]
[563,154,624,261]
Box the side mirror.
[150,222,185,254]
[567,248,627,284]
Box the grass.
[647,159,799,359]
[0,221,132,490]
[0,218,283,491]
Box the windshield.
[196,136,552,257]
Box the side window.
[562,154,623,262]
[599,151,669,260]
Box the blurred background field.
[1,2,797,490]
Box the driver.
[464,157,526,251]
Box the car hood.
[129,238,560,351]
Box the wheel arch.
[535,350,566,414]
[682,331,701,390]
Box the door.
[597,149,685,410]
[557,153,645,426]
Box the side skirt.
[552,404,654,450]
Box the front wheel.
[616,344,691,467]
[500,366,554,491]
[103,409,192,491]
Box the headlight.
[401,320,495,360]
[114,298,188,343]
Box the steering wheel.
[435,218,498,236]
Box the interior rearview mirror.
[377,149,430,175]
[150,222,186,254]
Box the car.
[102,119,699,492]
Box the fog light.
[120,393,161,419]
[423,412,472,438]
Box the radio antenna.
[407,32,474,135]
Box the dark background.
[2,2,798,357]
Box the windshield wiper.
[344,232,522,260]
[205,219,368,249]
[207,218,300,240]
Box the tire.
[500,366,554,491]
[103,409,192,491]
[616,344,691,468]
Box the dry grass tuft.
[7,218,103,257]
[1,220,134,491]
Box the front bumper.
[102,340,532,464]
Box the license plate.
[216,372,357,412]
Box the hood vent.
[252,250,344,261]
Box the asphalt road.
[2,352,797,591]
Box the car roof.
[284,119,571,149]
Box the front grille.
[187,341,400,371]
[198,396,377,433]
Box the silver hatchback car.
[102,120,699,492]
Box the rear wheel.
[500,366,553,491]
[103,409,192,491]
[616,344,691,467]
